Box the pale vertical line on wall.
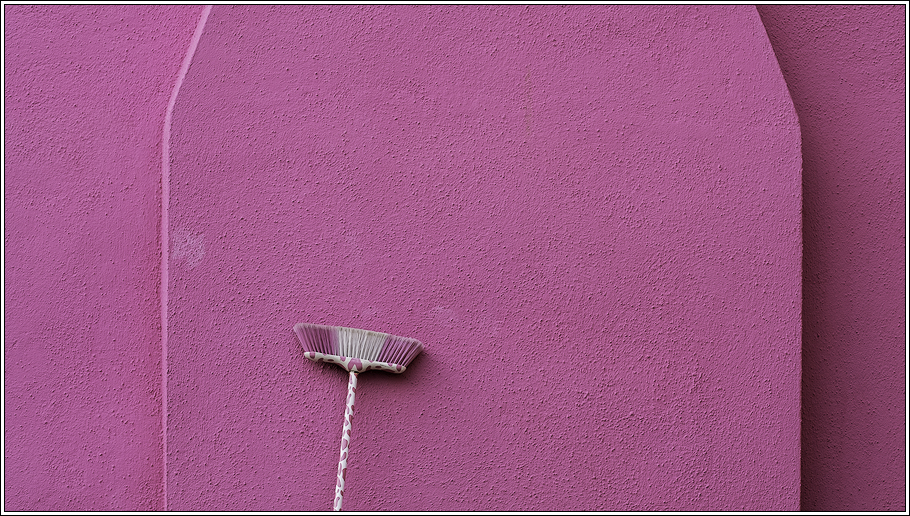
[161,4,212,510]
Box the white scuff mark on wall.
[430,306,460,329]
[171,228,205,269]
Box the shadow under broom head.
[293,322,423,511]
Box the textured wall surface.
[166,5,800,511]
[5,5,803,511]
[4,5,201,511]
[758,5,906,511]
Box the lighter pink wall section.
[758,5,906,511]
[4,5,201,511]
[4,5,802,511]
[165,5,800,511]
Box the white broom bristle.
[338,327,385,361]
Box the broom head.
[293,323,423,373]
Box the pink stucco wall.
[164,5,800,511]
[757,5,906,511]
[17,4,893,512]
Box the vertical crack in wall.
[161,5,212,510]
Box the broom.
[293,322,423,511]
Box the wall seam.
[161,5,212,510]
[754,6,805,509]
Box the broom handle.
[334,371,358,511]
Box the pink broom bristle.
[376,334,420,365]
[294,323,337,355]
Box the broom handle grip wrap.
[334,371,358,511]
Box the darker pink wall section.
[166,5,799,511]
[758,5,906,511]
[4,5,201,511]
